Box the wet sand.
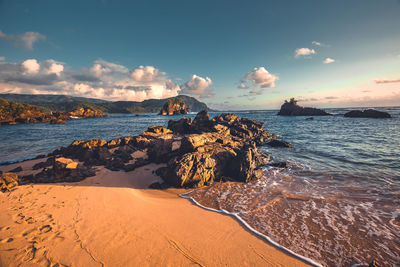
[0,158,310,266]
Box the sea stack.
[344,109,391,118]
[277,98,331,116]
[159,98,189,115]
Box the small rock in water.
[306,117,314,120]
[266,139,292,148]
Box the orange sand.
[0,158,310,266]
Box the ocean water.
[1,107,399,266]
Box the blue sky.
[0,0,399,109]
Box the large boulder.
[0,173,19,192]
[159,98,189,115]
[32,157,95,183]
[344,109,391,118]
[191,110,213,133]
[168,117,192,135]
[278,98,331,116]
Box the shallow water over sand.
[1,107,399,266]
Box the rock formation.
[3,111,293,190]
[344,109,391,118]
[0,172,19,192]
[159,98,189,115]
[278,98,331,116]
[0,98,104,125]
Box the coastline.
[0,158,311,266]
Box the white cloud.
[312,41,322,46]
[295,48,316,58]
[238,82,249,89]
[180,75,213,98]
[0,56,5,61]
[0,58,185,101]
[374,79,400,84]
[242,67,279,88]
[323,58,335,64]
[131,65,163,82]
[0,29,45,50]
[22,59,40,74]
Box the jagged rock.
[266,140,292,148]
[105,158,125,171]
[278,98,331,116]
[191,110,213,133]
[33,157,95,183]
[0,173,19,192]
[167,117,192,134]
[32,158,54,170]
[344,109,391,118]
[229,144,267,182]
[9,166,23,173]
[159,98,189,115]
[123,158,151,172]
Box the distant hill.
[0,94,209,114]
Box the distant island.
[278,98,331,116]
[0,93,209,114]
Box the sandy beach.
[0,158,310,267]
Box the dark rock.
[168,117,192,134]
[0,172,19,192]
[270,162,288,168]
[20,174,34,184]
[344,109,391,118]
[123,158,150,172]
[229,144,268,183]
[105,157,125,171]
[34,157,95,183]
[191,110,213,133]
[278,98,331,116]
[9,166,23,173]
[266,140,292,148]
[306,117,314,120]
[33,157,54,170]
[159,98,189,115]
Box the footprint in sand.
[0,237,14,243]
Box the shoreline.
[0,158,311,266]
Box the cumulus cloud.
[0,29,45,50]
[295,48,316,58]
[323,58,335,64]
[0,58,190,101]
[22,59,40,74]
[312,41,322,46]
[241,67,278,88]
[180,75,213,98]
[374,79,400,84]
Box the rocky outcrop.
[0,98,104,125]
[266,139,292,148]
[22,157,95,184]
[159,98,189,115]
[344,109,391,118]
[0,173,19,192]
[278,98,331,116]
[4,111,291,190]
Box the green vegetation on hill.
[0,94,210,114]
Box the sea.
[1,107,399,267]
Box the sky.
[0,0,399,110]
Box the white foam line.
[179,192,322,267]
